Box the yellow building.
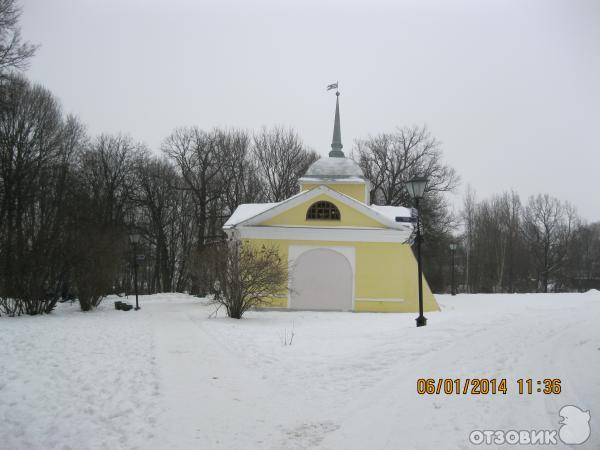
[223,92,439,313]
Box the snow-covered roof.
[370,205,412,221]
[301,157,365,179]
[223,203,277,228]
[300,176,366,184]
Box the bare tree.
[134,155,182,292]
[253,126,319,202]
[163,127,225,249]
[219,129,263,214]
[566,222,600,291]
[0,0,36,77]
[468,193,522,292]
[460,191,534,293]
[521,194,576,292]
[162,127,267,294]
[354,125,458,206]
[65,134,144,310]
[212,237,288,319]
[354,125,459,291]
[78,134,142,225]
[162,127,230,293]
[461,185,476,292]
[499,191,522,292]
[0,75,82,315]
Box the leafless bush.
[212,237,288,319]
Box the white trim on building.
[235,225,412,243]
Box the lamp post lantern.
[449,243,457,296]
[406,176,428,327]
[129,233,141,311]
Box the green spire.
[329,91,344,158]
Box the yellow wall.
[244,238,439,313]
[260,193,384,228]
[301,182,366,203]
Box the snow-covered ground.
[1,292,599,450]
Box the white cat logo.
[559,405,591,445]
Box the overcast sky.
[20,0,600,221]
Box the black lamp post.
[406,176,428,327]
[129,233,141,311]
[213,279,221,301]
[449,243,457,296]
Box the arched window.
[306,201,341,221]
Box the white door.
[290,248,353,310]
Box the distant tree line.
[354,128,599,295]
[453,188,600,294]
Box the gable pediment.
[259,192,385,228]
[227,185,410,232]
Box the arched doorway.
[290,248,353,310]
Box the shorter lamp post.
[449,243,457,296]
[129,233,141,311]
[213,279,221,301]
[406,176,428,328]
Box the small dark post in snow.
[406,176,428,327]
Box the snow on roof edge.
[369,204,413,221]
[299,176,367,183]
[224,203,278,228]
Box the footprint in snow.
[284,421,340,448]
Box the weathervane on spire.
[327,81,339,96]
[326,81,344,157]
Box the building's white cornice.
[299,177,366,184]
[233,225,411,243]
